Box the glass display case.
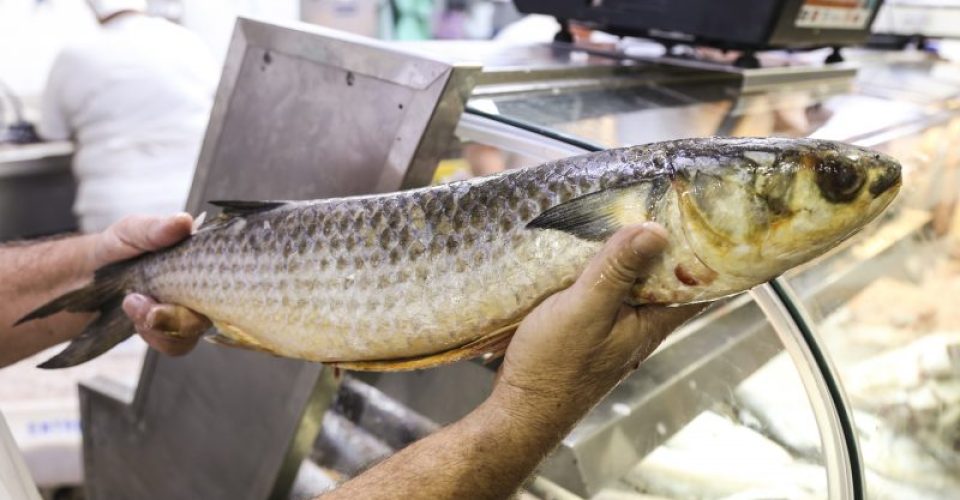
[395,46,960,499]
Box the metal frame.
[751,283,861,500]
[456,111,585,160]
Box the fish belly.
[145,222,599,362]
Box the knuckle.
[601,255,640,286]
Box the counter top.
[0,141,74,163]
[0,141,74,178]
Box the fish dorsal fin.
[200,200,290,230]
[527,186,642,241]
[209,200,289,217]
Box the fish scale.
[20,137,902,370]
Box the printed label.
[796,0,877,29]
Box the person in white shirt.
[39,0,218,233]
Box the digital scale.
[514,0,886,66]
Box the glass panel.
[468,67,931,148]
[432,132,545,184]
[858,61,960,106]
[469,82,740,147]
[586,298,829,499]
[785,116,960,498]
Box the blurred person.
[495,15,612,46]
[392,0,434,40]
[463,142,506,177]
[39,0,218,233]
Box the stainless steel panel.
[80,18,476,500]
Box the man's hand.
[1,213,211,366]
[492,223,705,431]
[93,214,211,356]
[123,293,210,356]
[322,223,705,500]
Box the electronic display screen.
[795,0,879,29]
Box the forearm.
[321,385,581,500]
[0,234,99,366]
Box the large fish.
[19,137,901,370]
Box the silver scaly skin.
[20,137,902,369]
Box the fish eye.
[814,157,865,203]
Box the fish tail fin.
[37,299,132,369]
[15,262,137,369]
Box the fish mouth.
[870,167,901,198]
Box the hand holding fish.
[122,294,209,357]
[327,224,704,500]
[0,214,208,366]
[90,213,211,357]
[494,223,705,432]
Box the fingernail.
[640,221,669,240]
[144,308,157,330]
[144,318,187,339]
[124,294,150,316]
[631,226,668,256]
[174,212,193,228]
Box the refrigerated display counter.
[68,20,960,500]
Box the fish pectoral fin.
[331,322,520,372]
[526,185,642,241]
[206,321,281,356]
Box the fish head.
[673,138,901,281]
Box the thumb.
[94,213,194,265]
[571,222,669,318]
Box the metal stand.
[79,18,478,500]
[826,46,844,64]
[554,18,573,43]
[733,51,761,69]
